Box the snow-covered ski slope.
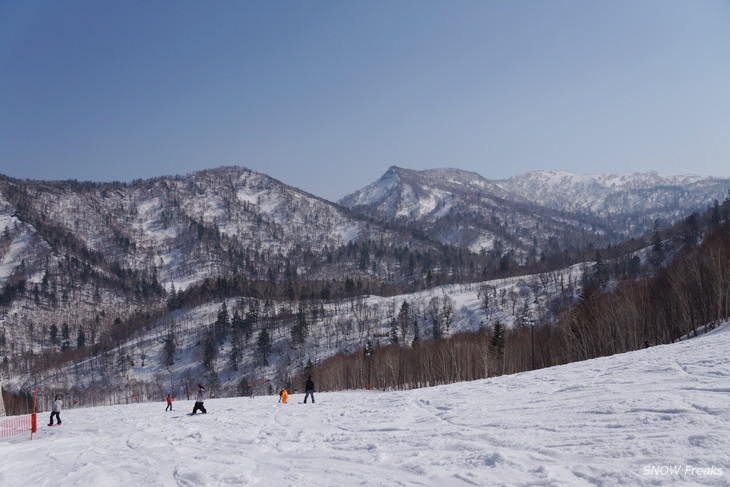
[2,324,729,487]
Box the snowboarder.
[192,385,207,414]
[48,395,62,426]
[279,388,288,404]
[304,376,315,404]
[166,394,173,411]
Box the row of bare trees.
[294,329,490,392]
[561,224,730,361]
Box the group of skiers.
[278,376,316,405]
[161,376,315,414]
[165,384,208,414]
[277,377,315,404]
[47,377,315,425]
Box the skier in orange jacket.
[279,388,288,404]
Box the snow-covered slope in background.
[340,166,730,256]
[2,323,728,487]
[497,170,729,218]
[0,166,412,292]
[25,262,588,397]
[339,166,614,255]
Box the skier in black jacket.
[304,376,315,404]
[48,395,62,426]
[192,384,207,414]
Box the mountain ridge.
[340,166,730,253]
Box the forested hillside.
[1,166,729,411]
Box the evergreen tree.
[256,329,272,366]
[397,300,410,343]
[229,311,243,371]
[490,320,505,369]
[116,349,130,379]
[650,219,665,266]
[61,323,71,352]
[229,333,241,372]
[49,324,59,346]
[682,213,701,247]
[214,301,230,344]
[592,251,608,284]
[163,327,176,367]
[76,328,86,349]
[710,200,721,228]
[202,330,217,373]
[291,306,309,346]
[411,318,420,347]
[344,278,355,296]
[243,301,258,344]
[389,318,399,345]
[358,247,370,270]
[231,309,244,333]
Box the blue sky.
[1,1,729,201]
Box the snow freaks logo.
[643,465,724,477]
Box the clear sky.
[1,1,729,201]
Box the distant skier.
[166,394,173,411]
[279,388,288,404]
[48,395,62,426]
[643,340,651,349]
[192,385,207,414]
[303,376,315,404]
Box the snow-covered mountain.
[340,167,730,254]
[339,166,604,257]
[2,322,728,487]
[1,166,474,387]
[1,166,432,291]
[340,166,514,219]
[497,169,729,220]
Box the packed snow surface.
[2,325,729,486]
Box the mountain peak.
[340,166,730,254]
